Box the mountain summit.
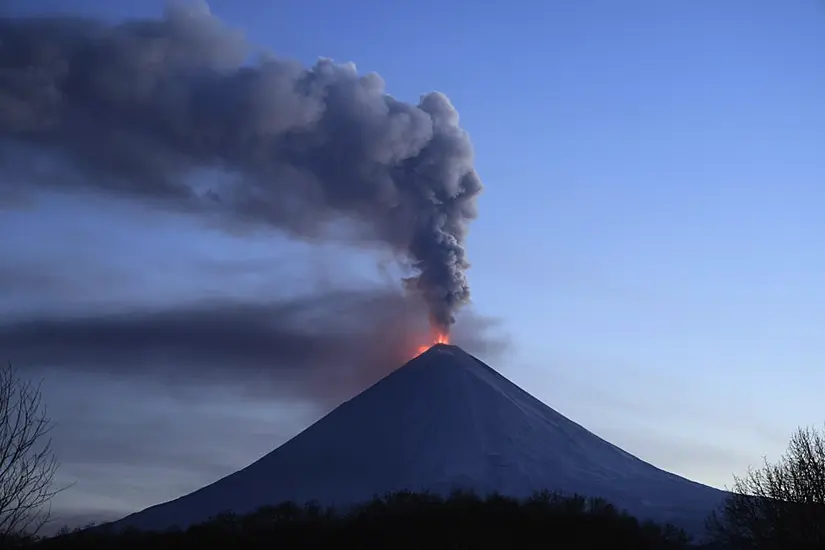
[109,344,725,535]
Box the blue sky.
[2,0,825,528]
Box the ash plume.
[0,1,482,331]
[0,287,510,406]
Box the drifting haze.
[0,286,508,407]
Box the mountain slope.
[108,344,725,535]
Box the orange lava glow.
[415,332,450,356]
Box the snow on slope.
[107,344,725,535]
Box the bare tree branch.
[708,425,825,548]
[0,362,62,544]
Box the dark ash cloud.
[0,287,510,406]
[0,1,483,331]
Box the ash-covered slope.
[108,344,725,535]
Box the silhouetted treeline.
[24,491,698,550]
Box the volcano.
[107,344,725,535]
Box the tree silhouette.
[708,425,825,548]
[42,490,692,549]
[0,362,61,542]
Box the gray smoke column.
[0,1,482,332]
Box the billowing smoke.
[0,1,482,332]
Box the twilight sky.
[2,0,824,530]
